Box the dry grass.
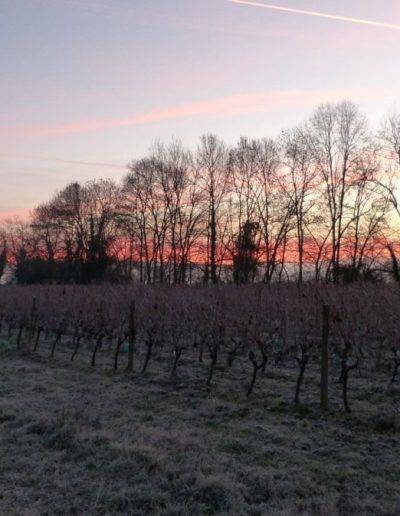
[0,336,399,515]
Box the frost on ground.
[0,342,399,516]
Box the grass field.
[0,338,399,515]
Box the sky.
[1,0,400,218]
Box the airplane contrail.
[227,0,400,31]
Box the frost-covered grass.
[0,340,399,515]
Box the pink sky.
[1,0,400,216]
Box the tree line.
[1,100,400,285]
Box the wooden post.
[127,300,136,373]
[320,304,330,411]
[27,297,37,350]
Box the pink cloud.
[0,208,31,222]
[2,88,399,139]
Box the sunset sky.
[1,0,400,218]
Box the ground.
[0,338,399,515]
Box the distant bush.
[336,264,382,284]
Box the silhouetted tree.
[233,221,259,284]
[197,134,228,284]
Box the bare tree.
[197,134,228,284]
[377,111,400,279]
[380,112,400,165]
[253,139,293,282]
[307,101,373,282]
[124,156,168,283]
[280,127,316,283]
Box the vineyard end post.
[127,300,136,372]
[320,304,330,411]
[27,296,37,351]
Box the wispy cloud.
[227,0,400,31]
[0,154,126,169]
[2,88,399,139]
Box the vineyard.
[1,283,400,514]
[2,283,400,405]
